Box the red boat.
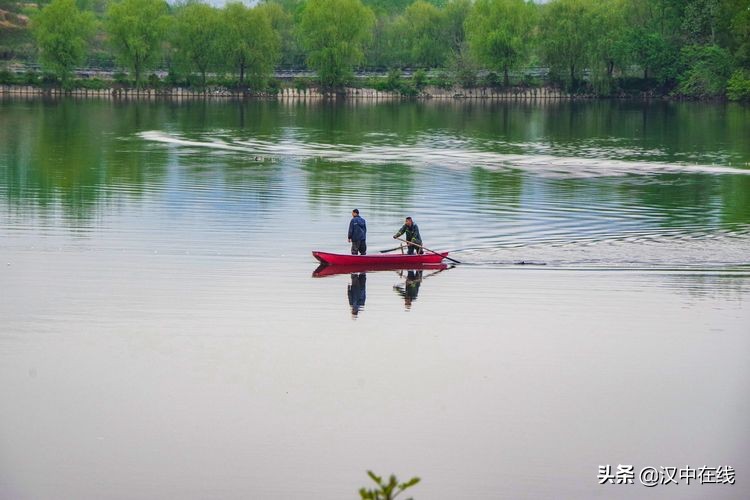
[312,251,449,266]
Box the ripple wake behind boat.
[138,130,750,178]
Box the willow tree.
[222,3,280,89]
[538,0,593,88]
[172,2,222,88]
[106,0,170,88]
[465,0,534,86]
[299,0,375,89]
[396,0,449,68]
[32,0,94,87]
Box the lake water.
[1,98,749,499]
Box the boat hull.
[312,251,448,266]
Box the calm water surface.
[1,98,749,499]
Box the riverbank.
[0,84,606,100]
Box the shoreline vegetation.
[1,0,749,101]
[0,83,654,100]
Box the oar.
[379,245,404,253]
[393,236,461,264]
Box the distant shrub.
[295,77,312,92]
[0,69,14,84]
[41,72,59,86]
[429,71,453,89]
[24,70,39,85]
[412,68,427,89]
[74,78,109,90]
[480,71,501,88]
[727,70,750,101]
[265,78,281,94]
[676,44,733,98]
[147,73,161,89]
[385,67,402,91]
[113,71,130,86]
[165,71,183,87]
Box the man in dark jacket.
[393,216,423,254]
[348,209,367,255]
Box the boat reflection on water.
[312,262,448,278]
[312,263,452,316]
[347,273,367,317]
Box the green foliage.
[299,0,375,89]
[222,3,280,89]
[730,0,750,68]
[395,0,449,67]
[480,71,501,87]
[586,0,627,94]
[412,68,427,89]
[172,2,222,89]
[466,0,533,86]
[74,77,109,89]
[448,42,477,87]
[429,70,453,89]
[294,76,312,91]
[31,0,94,86]
[538,0,592,89]
[106,0,169,88]
[620,27,678,82]
[24,70,39,85]
[258,1,305,68]
[359,470,421,500]
[676,44,733,98]
[0,69,15,84]
[147,73,160,88]
[727,69,750,100]
[443,0,471,52]
[385,67,402,90]
[112,71,129,85]
[681,0,722,45]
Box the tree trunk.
[239,64,245,87]
[503,67,509,87]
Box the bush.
[412,68,427,89]
[727,70,750,101]
[265,78,281,94]
[429,71,454,89]
[385,67,401,91]
[676,44,733,98]
[480,71,501,88]
[0,69,15,84]
[147,73,161,89]
[165,71,191,88]
[74,78,109,90]
[24,71,39,85]
[41,73,59,87]
[295,77,312,92]
[113,71,130,86]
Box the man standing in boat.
[393,216,423,255]
[348,209,367,255]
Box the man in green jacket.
[393,216,423,255]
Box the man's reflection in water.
[348,273,367,317]
[393,270,423,310]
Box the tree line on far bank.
[1,0,749,100]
